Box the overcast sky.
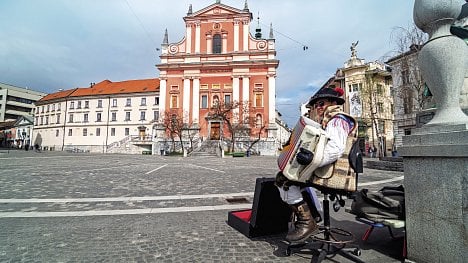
[0,0,415,126]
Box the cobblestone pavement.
[0,150,405,262]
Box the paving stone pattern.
[0,151,405,262]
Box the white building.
[32,79,160,154]
[0,82,46,122]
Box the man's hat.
[307,87,345,107]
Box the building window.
[224,94,231,105]
[255,93,263,107]
[84,101,89,109]
[51,104,55,111]
[96,112,101,122]
[256,114,263,128]
[254,83,263,89]
[201,95,208,108]
[224,84,232,90]
[56,113,61,124]
[377,102,384,113]
[154,96,159,105]
[141,98,146,106]
[83,128,88,136]
[404,128,411,135]
[112,99,117,107]
[68,129,72,136]
[77,101,82,109]
[212,84,220,89]
[171,85,179,91]
[35,117,38,125]
[69,102,75,109]
[57,103,61,111]
[126,98,131,107]
[376,84,383,95]
[402,70,410,85]
[45,116,49,125]
[213,34,222,53]
[56,129,59,137]
[46,105,50,112]
[153,110,159,121]
[403,89,413,114]
[96,128,101,136]
[41,106,44,113]
[97,100,103,108]
[378,120,385,133]
[36,107,39,114]
[111,112,117,121]
[69,114,74,123]
[200,84,208,90]
[125,111,131,121]
[40,116,43,125]
[111,128,115,136]
[171,95,178,108]
[125,128,130,136]
[140,111,146,121]
[83,113,89,123]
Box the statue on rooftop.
[350,41,359,57]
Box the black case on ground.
[227,177,291,238]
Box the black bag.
[350,185,405,222]
[348,138,363,174]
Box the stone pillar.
[243,20,249,51]
[242,77,250,104]
[233,77,240,120]
[401,1,468,262]
[186,23,192,54]
[195,22,200,53]
[234,20,240,52]
[268,74,276,125]
[159,79,167,117]
[192,78,200,124]
[183,78,191,123]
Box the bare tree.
[207,99,241,152]
[161,110,184,153]
[183,119,199,153]
[245,118,268,155]
[390,25,432,112]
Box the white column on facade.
[243,20,249,51]
[242,77,250,104]
[234,20,239,52]
[195,22,201,53]
[222,34,227,53]
[159,79,167,117]
[268,75,276,124]
[206,35,212,54]
[186,23,192,54]
[192,78,200,124]
[232,77,240,119]
[183,78,191,123]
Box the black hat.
[307,87,345,107]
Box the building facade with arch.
[155,1,280,151]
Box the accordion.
[277,116,328,183]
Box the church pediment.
[187,3,247,19]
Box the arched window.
[256,114,263,128]
[213,34,222,54]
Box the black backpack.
[350,185,405,222]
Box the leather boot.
[286,201,319,243]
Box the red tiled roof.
[39,88,77,102]
[38,79,160,103]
